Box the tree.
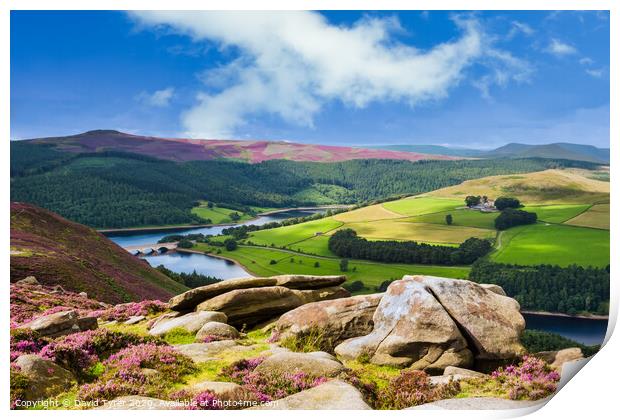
[495,196,521,210]
[465,195,481,207]
[344,280,365,293]
[445,214,453,225]
[207,201,214,208]
[229,212,241,222]
[339,258,349,272]
[314,261,320,268]
[224,238,238,251]
[269,259,277,265]
[177,239,193,249]
[494,208,537,230]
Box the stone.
[186,381,243,395]
[534,347,584,371]
[479,284,506,296]
[406,396,548,410]
[254,351,346,378]
[274,275,347,290]
[149,311,227,336]
[15,354,75,401]
[443,366,489,378]
[172,341,261,363]
[78,291,88,298]
[21,310,98,338]
[335,279,472,371]
[95,396,180,410]
[169,277,279,311]
[195,321,240,341]
[408,276,526,361]
[124,315,146,325]
[291,286,351,304]
[16,276,39,286]
[196,286,304,327]
[276,293,383,351]
[250,380,371,410]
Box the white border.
[1,2,616,420]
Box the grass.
[565,203,610,230]
[382,196,462,216]
[343,220,495,244]
[490,223,609,268]
[521,204,590,223]
[407,209,497,229]
[248,218,343,248]
[163,327,196,345]
[343,360,401,390]
[191,203,254,224]
[333,204,402,223]
[194,244,470,292]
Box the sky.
[10,10,610,148]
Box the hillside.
[367,144,483,157]
[22,130,457,163]
[10,202,187,303]
[481,143,610,163]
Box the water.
[143,252,252,279]
[523,313,608,345]
[106,209,326,247]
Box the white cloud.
[585,68,605,78]
[130,11,532,138]
[546,38,578,56]
[136,87,175,107]
[579,57,594,66]
[507,21,534,39]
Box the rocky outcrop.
[408,276,526,361]
[14,354,75,400]
[335,279,472,371]
[254,351,346,378]
[250,380,371,410]
[195,321,240,341]
[479,284,506,296]
[21,310,97,338]
[169,275,347,312]
[534,348,584,371]
[195,285,350,327]
[149,311,227,336]
[276,293,383,350]
[16,276,40,286]
[291,286,351,304]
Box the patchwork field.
[565,203,610,229]
[407,209,497,229]
[382,196,463,216]
[194,243,470,293]
[520,204,590,223]
[191,203,254,224]
[343,220,495,243]
[248,218,344,248]
[490,223,609,267]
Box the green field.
[194,244,470,293]
[407,209,497,229]
[490,223,609,267]
[191,203,255,224]
[382,196,462,216]
[521,204,590,223]
[248,218,343,247]
[343,220,495,243]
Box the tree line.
[328,228,492,265]
[469,260,609,315]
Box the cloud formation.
[546,38,577,56]
[131,11,531,138]
[136,87,175,107]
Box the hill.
[22,130,457,163]
[481,143,609,163]
[10,202,187,303]
[366,144,483,157]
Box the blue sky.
[11,10,609,148]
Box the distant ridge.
[20,130,458,163]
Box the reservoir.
[522,313,607,346]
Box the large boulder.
[276,293,383,350]
[195,321,240,341]
[14,354,75,400]
[254,351,346,378]
[250,380,371,410]
[274,275,346,290]
[408,276,526,361]
[169,275,348,311]
[16,276,40,286]
[291,286,351,304]
[196,286,304,327]
[534,348,584,371]
[335,279,472,371]
[149,311,227,336]
[20,310,97,338]
[169,277,278,311]
[173,341,263,363]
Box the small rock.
[479,284,507,296]
[443,366,489,378]
[534,347,584,371]
[249,380,371,410]
[149,311,227,336]
[95,396,181,410]
[124,315,146,325]
[173,341,239,363]
[254,351,346,378]
[21,310,98,338]
[140,368,159,378]
[16,276,39,286]
[186,381,243,395]
[78,291,88,298]
[15,354,75,401]
[195,321,240,341]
